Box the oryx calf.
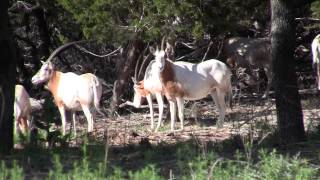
[121,60,164,132]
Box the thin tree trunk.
[33,5,50,61]
[0,0,16,154]
[110,35,143,114]
[271,0,306,145]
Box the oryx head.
[149,36,173,73]
[31,40,86,85]
[31,61,54,85]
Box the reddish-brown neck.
[160,59,175,84]
[47,71,62,106]
[159,59,186,99]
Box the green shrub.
[0,161,23,180]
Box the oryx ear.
[131,77,137,84]
[149,46,156,55]
[165,42,173,55]
[41,60,45,64]
[47,61,53,68]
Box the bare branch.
[75,45,122,58]
[295,17,320,22]
[202,41,213,61]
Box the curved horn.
[46,40,88,62]
[137,53,151,80]
[161,36,166,51]
[134,53,143,82]
[134,43,151,82]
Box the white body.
[312,34,320,90]
[14,85,32,136]
[152,45,232,131]
[121,61,164,132]
[173,60,229,100]
[32,61,102,135]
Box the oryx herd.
[14,35,320,139]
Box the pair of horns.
[134,44,152,83]
[153,36,167,52]
[133,36,167,84]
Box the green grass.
[0,141,319,180]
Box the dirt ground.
[5,89,320,179]
[69,90,320,149]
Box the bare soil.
[71,90,320,148]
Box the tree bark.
[110,35,144,114]
[271,0,306,145]
[0,0,16,154]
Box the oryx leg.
[211,89,226,128]
[16,117,26,140]
[81,105,94,133]
[317,64,320,90]
[15,117,22,135]
[155,93,164,132]
[58,106,67,135]
[262,67,273,98]
[169,101,177,131]
[120,93,143,108]
[71,111,77,136]
[19,118,29,135]
[146,94,154,130]
[217,90,227,127]
[176,97,185,130]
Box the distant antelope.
[14,85,32,137]
[120,53,165,132]
[151,38,232,130]
[223,37,272,98]
[31,42,102,136]
[312,34,320,90]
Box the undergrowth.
[0,141,319,179]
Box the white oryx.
[120,55,164,132]
[151,40,232,131]
[312,34,320,90]
[31,42,102,136]
[14,85,32,137]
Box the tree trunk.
[0,0,16,154]
[110,35,144,114]
[270,0,306,145]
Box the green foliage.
[258,150,315,180]
[0,161,24,180]
[1,142,318,179]
[128,165,162,180]
[56,0,269,42]
[311,0,320,18]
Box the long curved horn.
[134,43,152,82]
[161,36,166,51]
[137,53,151,80]
[46,40,88,62]
[134,53,143,82]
